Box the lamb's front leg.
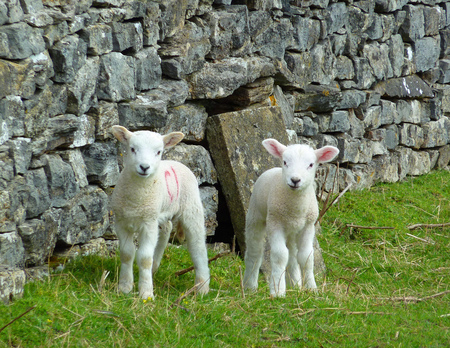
[297,224,317,290]
[116,222,135,294]
[269,229,289,297]
[137,220,159,299]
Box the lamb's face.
[281,144,317,190]
[125,131,164,178]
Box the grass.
[1,170,449,347]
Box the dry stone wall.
[1,0,450,293]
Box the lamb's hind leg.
[297,224,317,290]
[269,229,289,297]
[152,221,172,274]
[116,221,135,294]
[243,218,265,291]
[286,234,301,288]
[182,211,210,294]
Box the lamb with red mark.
[111,125,210,299]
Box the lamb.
[110,125,210,299]
[243,138,339,297]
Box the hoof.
[118,281,133,294]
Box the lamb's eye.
[308,163,314,169]
[156,150,161,156]
[130,147,136,153]
[283,161,287,166]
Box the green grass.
[1,170,449,347]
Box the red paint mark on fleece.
[164,166,180,203]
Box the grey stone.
[0,232,24,268]
[57,186,110,246]
[399,123,424,149]
[134,47,161,91]
[375,0,408,12]
[18,212,58,266]
[0,58,37,100]
[207,5,251,59]
[328,110,350,132]
[353,57,377,89]
[187,56,275,100]
[291,15,321,51]
[291,84,342,113]
[142,1,159,46]
[373,153,399,183]
[324,2,347,36]
[335,55,355,81]
[0,265,25,304]
[339,90,366,109]
[110,21,143,52]
[43,154,80,208]
[67,57,100,115]
[70,114,96,148]
[0,96,25,140]
[438,145,450,168]
[385,125,400,150]
[9,137,32,175]
[79,24,113,56]
[118,96,168,130]
[199,186,219,236]
[397,147,431,178]
[60,150,89,188]
[422,118,449,148]
[413,36,440,73]
[380,99,397,125]
[165,143,217,185]
[438,59,450,84]
[49,35,88,83]
[363,42,393,80]
[90,101,120,140]
[374,76,434,99]
[0,22,44,59]
[399,4,425,42]
[423,6,442,36]
[273,85,294,128]
[252,16,291,60]
[98,52,135,102]
[388,34,404,78]
[82,141,119,187]
[161,103,208,143]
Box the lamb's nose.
[140,165,150,173]
[291,178,301,186]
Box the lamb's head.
[112,125,184,178]
[262,139,339,190]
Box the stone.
[252,17,291,60]
[186,56,275,100]
[206,106,289,252]
[438,145,450,168]
[206,5,251,59]
[134,47,161,91]
[57,186,110,246]
[399,123,424,149]
[363,42,393,80]
[43,154,80,208]
[49,35,88,83]
[291,15,321,52]
[0,232,25,268]
[82,141,119,188]
[388,34,404,78]
[79,24,113,56]
[118,96,168,131]
[0,22,44,59]
[110,21,143,52]
[328,110,350,132]
[18,211,58,266]
[438,59,450,84]
[422,118,449,148]
[374,76,434,99]
[9,137,32,175]
[413,36,440,73]
[90,101,120,140]
[67,57,100,115]
[291,84,342,113]
[161,103,208,143]
[399,4,425,42]
[199,186,219,236]
[98,52,135,102]
[0,265,25,304]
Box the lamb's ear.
[111,126,133,144]
[315,146,339,163]
[163,132,184,149]
[262,139,286,159]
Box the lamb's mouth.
[288,184,300,190]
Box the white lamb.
[243,138,339,297]
[111,125,210,299]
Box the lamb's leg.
[269,230,288,297]
[116,222,135,294]
[243,219,265,291]
[286,234,301,288]
[152,221,172,274]
[297,224,317,289]
[182,213,210,295]
[137,220,159,299]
